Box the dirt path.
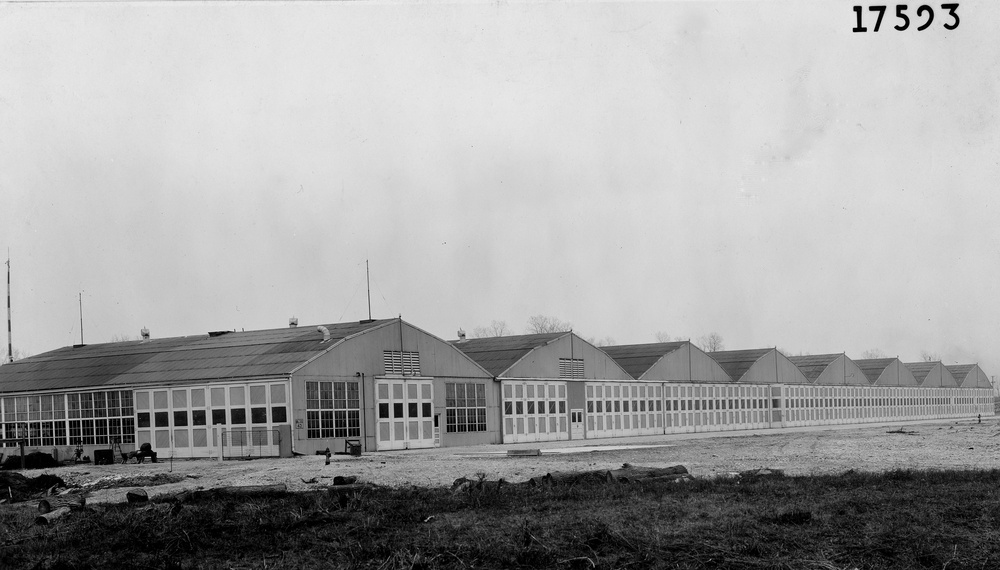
[26,417,1000,505]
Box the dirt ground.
[21,417,1000,505]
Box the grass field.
[3,468,1000,569]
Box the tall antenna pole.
[79,292,84,345]
[366,260,372,321]
[6,251,12,363]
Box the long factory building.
[0,318,993,459]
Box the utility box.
[93,449,115,465]
[277,424,293,458]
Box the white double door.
[375,378,435,451]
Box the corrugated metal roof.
[904,362,936,384]
[787,354,841,382]
[853,358,895,384]
[708,349,772,382]
[944,364,988,388]
[450,333,567,376]
[946,364,976,384]
[0,319,394,394]
[601,342,686,380]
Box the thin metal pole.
[6,252,12,363]
[79,292,84,345]
[366,260,372,321]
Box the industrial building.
[0,318,993,460]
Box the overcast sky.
[1,1,998,378]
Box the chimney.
[289,317,298,328]
[457,328,466,341]
[140,327,150,340]
[317,325,330,342]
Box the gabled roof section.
[708,349,772,382]
[0,319,395,394]
[449,333,567,377]
[787,354,841,383]
[853,358,896,384]
[945,364,992,389]
[601,342,686,380]
[946,364,977,386]
[904,362,938,385]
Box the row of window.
[137,406,288,428]
[668,398,768,412]
[2,390,134,423]
[136,385,287,412]
[4,382,988,445]
[590,399,663,413]
[3,417,137,446]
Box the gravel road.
[32,417,999,505]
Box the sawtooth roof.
[852,358,896,384]
[946,364,977,385]
[944,364,992,388]
[904,362,937,385]
[449,333,567,376]
[787,354,842,382]
[708,349,772,382]
[600,342,687,380]
[0,319,395,394]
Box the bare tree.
[861,348,887,359]
[471,320,511,338]
[920,350,940,362]
[778,348,811,357]
[525,315,571,334]
[697,332,725,352]
[110,333,139,343]
[0,347,30,364]
[586,336,616,347]
[654,331,683,343]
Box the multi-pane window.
[305,381,360,439]
[559,358,584,379]
[445,383,487,433]
[383,351,420,376]
[4,390,133,447]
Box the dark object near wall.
[93,449,115,465]
[1,451,59,470]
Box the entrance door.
[570,409,584,439]
[376,378,435,451]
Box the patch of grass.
[3,469,1000,569]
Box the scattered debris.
[507,449,541,457]
[525,464,692,487]
[0,472,69,502]
[452,477,507,494]
[126,488,148,504]
[738,468,785,481]
[37,494,86,514]
[1,451,59,471]
[35,506,71,526]
[886,428,918,435]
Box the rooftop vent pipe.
[317,325,330,342]
[140,327,150,340]
[289,317,298,328]
[457,328,466,341]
